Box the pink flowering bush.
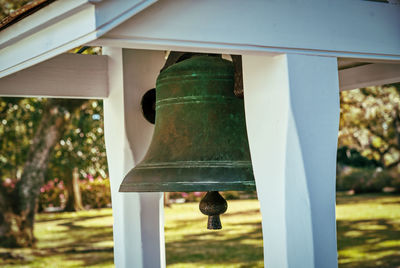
[39,178,66,211]
[80,176,111,209]
[38,176,111,210]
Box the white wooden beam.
[0,2,97,79]
[0,0,90,50]
[339,63,400,91]
[0,53,108,98]
[97,0,400,61]
[0,0,157,78]
[103,47,165,268]
[243,53,339,268]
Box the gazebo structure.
[0,1,399,267]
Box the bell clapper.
[199,191,228,230]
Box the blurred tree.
[0,2,107,247]
[0,98,44,179]
[0,97,107,245]
[47,100,107,211]
[339,84,400,169]
[0,99,85,247]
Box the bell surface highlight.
[119,56,255,192]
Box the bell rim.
[120,165,255,192]
[119,181,256,192]
[134,160,252,169]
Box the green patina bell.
[119,55,255,193]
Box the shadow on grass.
[35,213,108,223]
[335,193,400,205]
[166,221,264,266]
[337,218,400,268]
[164,207,261,232]
[0,211,115,267]
[45,216,114,267]
[2,195,399,267]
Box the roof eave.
[0,0,157,79]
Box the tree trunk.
[0,188,31,247]
[164,192,171,207]
[64,167,84,212]
[0,99,85,247]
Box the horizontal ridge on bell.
[119,55,255,192]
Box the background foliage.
[38,176,111,211]
[0,0,30,19]
[0,97,108,210]
[0,98,44,180]
[337,84,400,193]
[0,98,107,170]
[339,84,400,169]
[46,100,107,184]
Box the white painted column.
[243,54,339,268]
[103,47,166,268]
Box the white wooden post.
[243,54,339,268]
[103,47,166,268]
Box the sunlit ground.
[0,209,114,268]
[0,194,399,267]
[336,194,400,268]
[165,200,263,268]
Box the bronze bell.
[120,55,255,228]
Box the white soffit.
[0,53,108,98]
[97,0,400,61]
[0,0,157,79]
[339,63,400,91]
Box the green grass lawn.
[0,209,114,268]
[336,194,400,268]
[165,199,263,268]
[0,194,399,267]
